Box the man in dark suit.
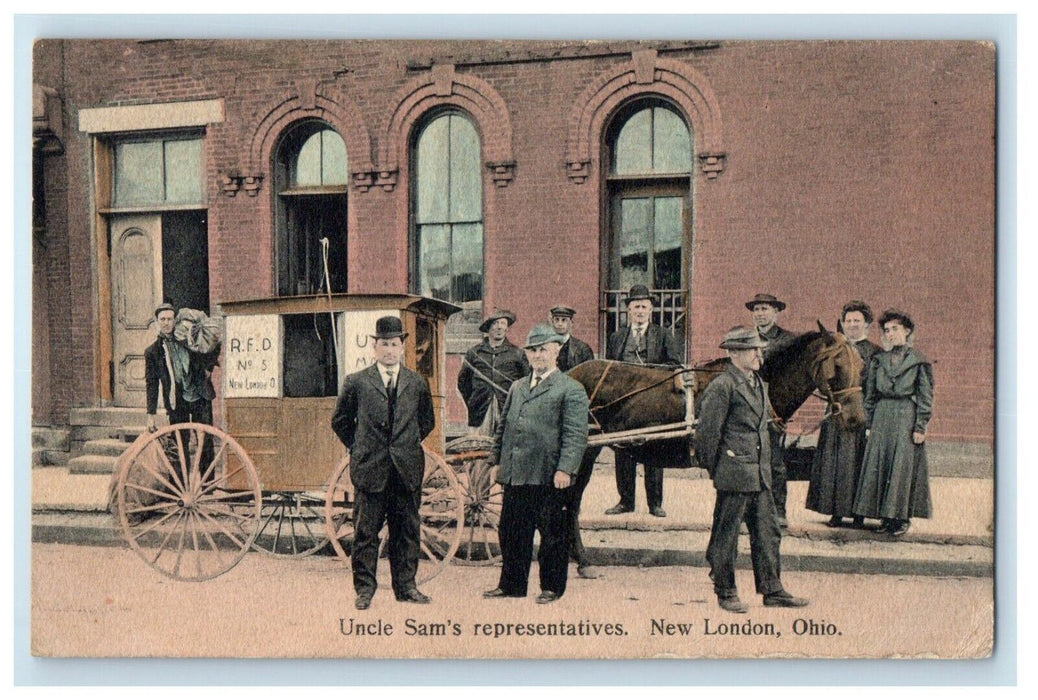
[747,293,795,527]
[331,316,436,611]
[145,303,219,475]
[694,326,808,613]
[457,309,529,434]
[483,324,590,604]
[603,285,684,517]
[547,304,598,579]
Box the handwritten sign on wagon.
[224,314,281,398]
[340,309,401,372]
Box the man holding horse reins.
[457,309,529,434]
[747,293,795,528]
[604,285,684,518]
[694,326,809,614]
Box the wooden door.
[110,214,162,407]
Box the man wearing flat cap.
[457,309,529,434]
[604,284,684,517]
[331,315,436,611]
[746,293,795,527]
[694,326,808,613]
[484,324,590,604]
[548,304,598,577]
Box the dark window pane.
[418,223,451,300]
[416,117,450,223]
[452,223,483,302]
[114,141,163,206]
[614,108,652,174]
[164,139,203,204]
[619,197,650,289]
[652,107,692,173]
[449,116,482,221]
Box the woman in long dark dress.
[853,309,934,536]
[806,300,883,528]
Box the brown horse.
[567,321,865,441]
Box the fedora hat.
[370,315,408,340]
[549,305,577,318]
[745,293,786,311]
[524,323,566,349]
[625,285,654,304]
[479,309,517,333]
[719,325,769,350]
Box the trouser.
[614,450,663,510]
[352,468,421,598]
[497,484,569,596]
[567,447,601,565]
[168,398,214,486]
[705,488,785,598]
[770,430,787,518]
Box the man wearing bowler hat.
[548,304,597,577]
[457,309,529,433]
[484,324,589,604]
[604,284,684,517]
[331,315,436,610]
[694,326,808,613]
[747,293,795,526]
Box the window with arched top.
[411,112,484,310]
[603,100,692,343]
[274,120,349,297]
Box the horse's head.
[812,321,865,430]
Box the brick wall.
[34,39,995,444]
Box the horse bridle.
[586,361,695,427]
[808,338,862,420]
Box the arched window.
[603,100,692,338]
[274,120,349,296]
[411,112,484,309]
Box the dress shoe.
[717,595,749,614]
[576,564,599,580]
[889,520,911,537]
[604,503,633,515]
[483,588,523,599]
[851,516,865,529]
[649,507,667,518]
[763,590,809,608]
[536,591,561,604]
[826,516,844,528]
[355,593,373,610]
[777,516,788,530]
[396,588,431,604]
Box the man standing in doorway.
[484,324,589,604]
[604,285,684,517]
[694,326,808,614]
[331,316,436,611]
[747,293,795,527]
[548,304,598,578]
[457,309,529,434]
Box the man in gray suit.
[331,316,436,611]
[484,324,590,604]
[694,326,808,614]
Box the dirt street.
[30,542,992,660]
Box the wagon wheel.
[324,447,465,584]
[446,435,502,565]
[116,423,262,581]
[249,491,329,557]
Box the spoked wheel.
[115,423,262,581]
[446,435,502,565]
[324,447,465,584]
[250,491,329,557]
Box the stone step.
[32,449,70,467]
[70,407,150,427]
[67,454,118,476]
[83,439,133,458]
[32,427,70,451]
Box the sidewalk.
[31,458,994,578]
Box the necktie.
[163,338,177,410]
[532,374,542,389]
[386,369,396,431]
[386,369,396,394]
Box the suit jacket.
[492,371,590,486]
[145,335,219,414]
[457,339,530,427]
[556,336,595,372]
[693,365,773,492]
[331,363,436,493]
[606,324,684,366]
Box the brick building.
[31,39,995,464]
